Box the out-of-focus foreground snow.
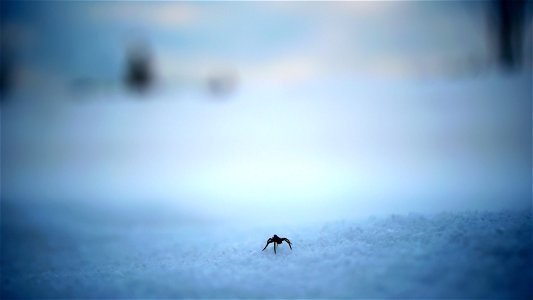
[2,200,531,298]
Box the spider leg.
[282,238,292,250]
[262,238,272,251]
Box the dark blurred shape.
[0,32,16,98]
[489,0,528,71]
[207,70,238,97]
[0,51,13,98]
[124,41,153,93]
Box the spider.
[262,234,292,254]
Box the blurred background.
[1,1,531,223]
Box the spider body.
[262,234,292,254]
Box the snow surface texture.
[2,201,532,298]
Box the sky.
[1,2,531,223]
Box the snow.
[2,200,532,298]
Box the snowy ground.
[2,200,532,298]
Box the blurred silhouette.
[262,234,292,254]
[0,47,15,98]
[207,70,238,97]
[488,0,529,70]
[124,41,153,92]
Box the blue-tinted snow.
[2,200,531,298]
